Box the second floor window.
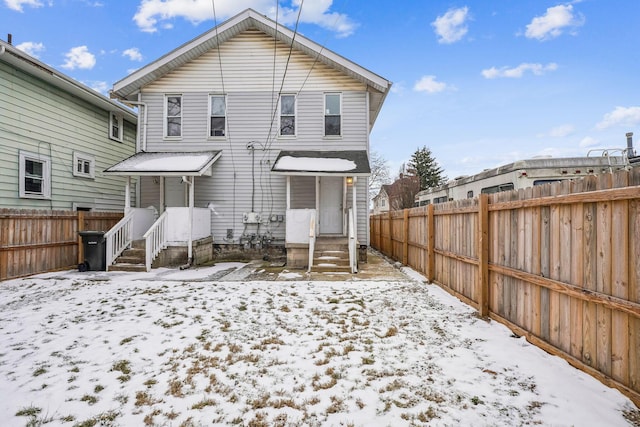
[209,95,226,137]
[324,93,341,136]
[279,94,296,136]
[110,113,123,142]
[165,94,182,137]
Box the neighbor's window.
[165,94,182,137]
[209,95,226,137]
[279,94,296,136]
[109,112,123,141]
[19,150,51,199]
[324,93,341,136]
[73,152,95,179]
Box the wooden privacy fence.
[0,209,123,281]
[370,169,640,406]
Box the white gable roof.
[111,8,391,125]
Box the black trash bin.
[78,231,106,271]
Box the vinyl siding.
[0,61,137,211]
[137,29,372,245]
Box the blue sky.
[2,0,639,179]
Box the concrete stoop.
[108,239,146,272]
[309,237,352,274]
[108,237,214,272]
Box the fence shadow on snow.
[370,168,640,407]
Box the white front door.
[165,177,186,207]
[319,176,343,234]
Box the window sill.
[20,194,51,200]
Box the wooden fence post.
[427,204,435,282]
[77,210,85,265]
[478,194,489,317]
[402,209,409,265]
[387,210,392,257]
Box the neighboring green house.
[0,39,137,211]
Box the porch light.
[346,177,353,185]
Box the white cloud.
[596,106,640,130]
[482,62,557,79]
[548,124,574,137]
[61,46,96,70]
[579,136,599,148]
[85,80,109,95]
[15,41,45,58]
[413,75,450,94]
[123,47,143,61]
[432,6,470,44]
[525,4,584,41]
[133,0,356,37]
[4,0,43,12]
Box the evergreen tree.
[408,146,446,190]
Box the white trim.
[278,94,297,138]
[109,112,123,142]
[164,94,183,139]
[324,92,342,137]
[72,203,94,211]
[19,150,52,199]
[207,93,227,139]
[72,151,95,179]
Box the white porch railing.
[307,210,317,273]
[348,208,357,273]
[105,210,135,270]
[143,211,168,272]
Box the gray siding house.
[107,9,391,270]
[0,39,137,211]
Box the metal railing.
[143,211,168,272]
[104,210,135,270]
[348,208,357,273]
[307,210,317,273]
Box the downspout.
[0,45,6,56]
[123,97,148,152]
[180,175,194,269]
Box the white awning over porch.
[104,151,221,176]
[270,150,371,176]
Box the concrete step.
[311,264,352,273]
[108,263,147,272]
[314,254,349,266]
[115,255,145,264]
[110,242,146,272]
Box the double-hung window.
[19,150,51,199]
[109,112,123,142]
[279,94,296,136]
[324,93,341,136]
[73,152,95,179]
[165,94,182,138]
[209,95,226,137]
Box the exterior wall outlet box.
[243,212,261,223]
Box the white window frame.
[72,151,95,179]
[208,94,227,138]
[164,94,183,139]
[279,94,297,137]
[324,92,342,137]
[109,112,123,142]
[19,150,52,199]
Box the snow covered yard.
[0,262,637,427]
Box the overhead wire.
[211,0,238,241]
